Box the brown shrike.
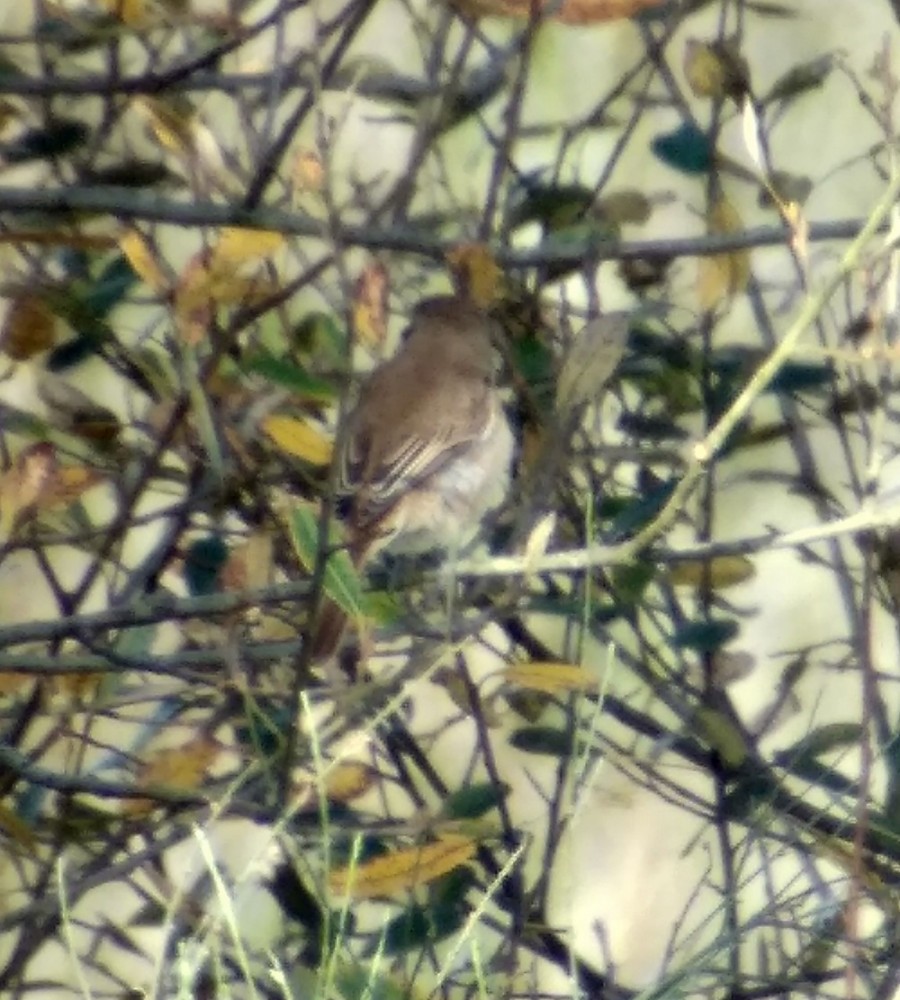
[310,293,514,660]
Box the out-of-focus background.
[2,1,900,997]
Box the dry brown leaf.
[352,261,390,350]
[0,443,58,541]
[556,313,629,415]
[0,230,116,251]
[0,672,32,697]
[684,38,749,101]
[37,376,121,446]
[51,671,102,700]
[1,294,57,361]
[449,0,665,23]
[446,243,503,307]
[697,197,750,309]
[504,662,599,696]
[219,532,274,593]
[328,833,477,898]
[127,738,220,816]
[432,666,502,726]
[595,189,653,227]
[293,149,325,193]
[0,801,36,852]
[262,414,334,466]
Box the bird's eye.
[399,322,415,343]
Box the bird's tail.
[307,524,383,663]
[308,596,352,663]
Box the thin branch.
[0,580,311,649]
[451,500,900,579]
[0,184,885,264]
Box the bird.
[309,293,514,661]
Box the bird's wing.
[341,356,491,528]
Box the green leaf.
[782,723,863,764]
[333,961,408,1000]
[764,54,834,106]
[611,561,656,605]
[183,536,229,596]
[509,726,572,757]
[4,119,90,162]
[289,504,365,619]
[607,478,677,541]
[881,737,900,829]
[85,254,139,316]
[507,181,595,232]
[778,757,856,795]
[671,618,739,652]
[758,171,812,209]
[269,863,324,936]
[294,311,345,362]
[766,362,834,395]
[0,54,25,80]
[694,706,749,768]
[510,333,555,414]
[617,412,690,441]
[651,122,713,175]
[244,352,336,401]
[721,770,773,819]
[45,334,101,372]
[444,63,508,129]
[441,782,509,821]
[540,220,619,279]
[80,159,173,188]
[377,900,466,956]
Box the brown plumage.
[309,294,514,662]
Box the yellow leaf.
[669,555,756,590]
[329,834,477,898]
[326,762,377,802]
[127,738,220,816]
[102,0,150,27]
[503,662,599,696]
[119,228,168,294]
[352,261,389,349]
[262,415,333,466]
[52,671,102,700]
[446,243,503,308]
[212,227,285,268]
[43,466,104,509]
[697,197,750,309]
[1,294,56,361]
[133,96,196,156]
